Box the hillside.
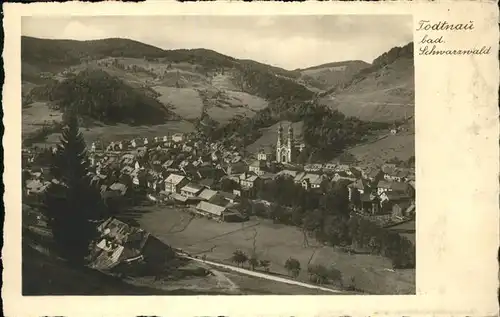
[22,36,314,124]
[22,36,415,164]
[297,60,371,91]
[27,69,177,125]
[320,43,414,123]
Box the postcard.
[2,1,499,316]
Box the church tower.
[276,124,284,163]
[287,125,294,163]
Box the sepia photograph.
[19,15,417,296]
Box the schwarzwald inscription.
[417,20,491,56]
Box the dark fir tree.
[42,110,104,265]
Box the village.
[23,124,416,227]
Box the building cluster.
[22,126,416,223]
[89,217,175,271]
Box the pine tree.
[42,110,104,265]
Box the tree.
[259,259,271,272]
[284,257,301,278]
[307,264,329,285]
[231,250,248,267]
[248,256,260,271]
[42,110,104,265]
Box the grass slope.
[298,60,371,91]
[346,129,415,166]
[320,43,414,123]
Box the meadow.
[133,206,415,294]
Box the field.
[23,205,334,295]
[211,74,239,91]
[246,120,304,154]
[132,206,415,294]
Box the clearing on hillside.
[204,90,269,124]
[152,86,204,120]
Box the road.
[184,255,345,294]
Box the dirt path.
[210,268,239,293]
[185,256,344,294]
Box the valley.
[21,34,415,296]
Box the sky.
[22,15,413,70]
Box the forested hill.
[27,69,177,125]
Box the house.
[304,164,323,173]
[256,147,273,161]
[379,191,412,213]
[164,174,189,194]
[376,180,393,195]
[239,172,260,189]
[172,133,184,143]
[195,201,227,221]
[26,179,50,196]
[348,179,370,200]
[332,171,357,183]
[248,160,267,176]
[360,193,381,215]
[198,188,218,201]
[130,139,137,148]
[225,161,248,175]
[134,161,141,171]
[92,218,175,271]
[299,173,325,190]
[376,180,414,197]
[322,163,337,173]
[275,169,298,179]
[384,168,409,182]
[182,145,193,153]
[180,183,204,198]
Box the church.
[276,124,304,164]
